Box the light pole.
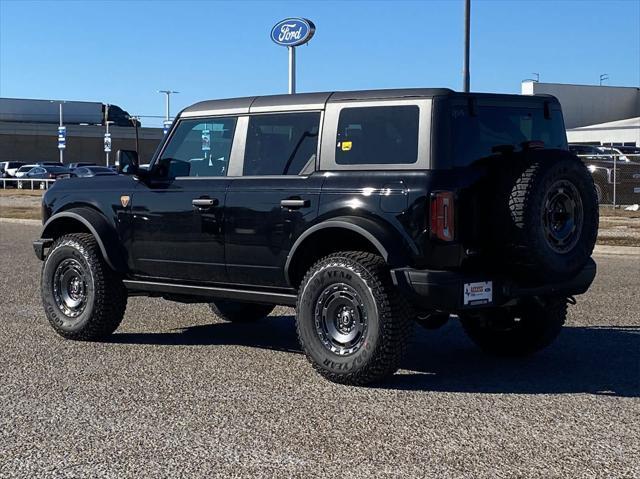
[50,100,66,164]
[105,121,114,166]
[462,0,471,92]
[599,74,609,86]
[129,115,140,158]
[158,90,179,122]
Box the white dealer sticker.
[463,281,493,306]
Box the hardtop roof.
[180,88,558,117]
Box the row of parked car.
[0,162,117,187]
[568,144,640,204]
[1,146,638,203]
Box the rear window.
[335,106,419,165]
[451,104,567,167]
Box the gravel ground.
[0,222,638,478]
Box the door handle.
[280,198,310,209]
[192,198,219,208]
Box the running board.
[123,280,297,306]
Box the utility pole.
[463,0,471,92]
[158,90,179,122]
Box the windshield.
[17,166,34,172]
[451,104,567,167]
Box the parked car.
[570,143,640,203]
[73,166,117,177]
[14,164,38,178]
[1,161,27,178]
[37,161,65,167]
[615,145,640,156]
[68,162,97,169]
[34,88,599,385]
[598,146,630,163]
[17,166,74,188]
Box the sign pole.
[105,121,110,167]
[271,18,314,95]
[59,103,64,164]
[288,46,296,94]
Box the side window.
[244,112,320,176]
[159,117,237,177]
[335,106,419,165]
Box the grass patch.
[0,189,45,197]
[0,206,41,220]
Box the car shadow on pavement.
[109,316,639,398]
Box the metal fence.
[575,153,640,208]
[1,178,56,190]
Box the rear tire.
[458,297,567,356]
[41,233,127,340]
[296,251,412,385]
[208,300,274,323]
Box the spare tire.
[495,149,598,280]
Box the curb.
[593,245,640,256]
[0,217,41,225]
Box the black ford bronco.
[34,89,598,385]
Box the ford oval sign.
[271,18,316,47]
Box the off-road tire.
[208,300,274,322]
[41,233,127,340]
[296,251,412,385]
[496,150,598,280]
[459,296,567,356]
[593,181,609,204]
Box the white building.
[521,81,640,145]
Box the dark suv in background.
[34,89,598,385]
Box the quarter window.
[243,112,320,176]
[335,106,419,165]
[160,117,237,177]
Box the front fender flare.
[284,216,417,286]
[39,207,128,273]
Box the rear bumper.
[391,258,596,312]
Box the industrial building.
[521,82,640,146]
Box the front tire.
[296,251,411,385]
[208,300,274,322]
[41,233,127,340]
[458,297,567,356]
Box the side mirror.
[117,150,139,174]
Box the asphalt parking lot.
[0,221,638,478]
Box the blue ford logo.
[271,18,316,47]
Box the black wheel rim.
[542,179,583,253]
[53,258,88,318]
[314,283,368,356]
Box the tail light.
[430,191,455,241]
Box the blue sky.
[1,0,639,127]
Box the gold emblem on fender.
[120,195,130,208]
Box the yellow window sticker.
[341,141,353,151]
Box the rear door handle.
[280,198,310,209]
[192,198,219,208]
